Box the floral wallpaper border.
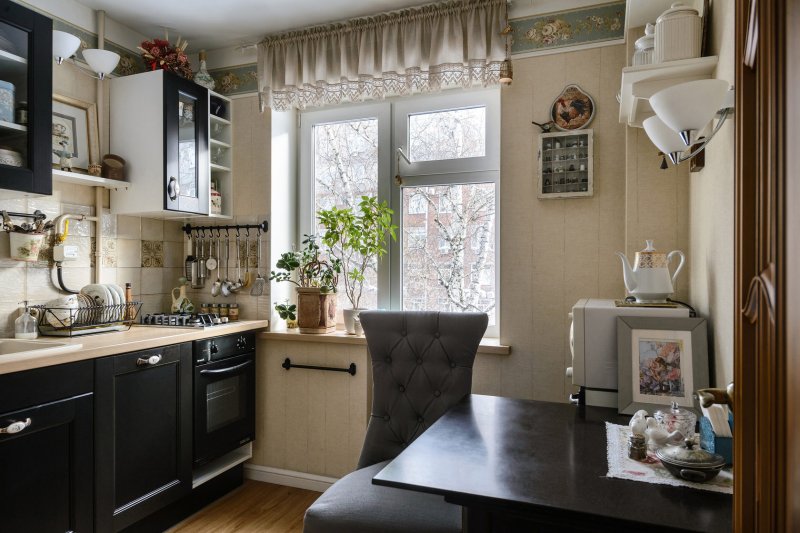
[510,1,626,55]
[208,64,259,96]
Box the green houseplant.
[269,234,340,333]
[274,300,298,329]
[317,196,397,334]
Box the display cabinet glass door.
[539,130,593,199]
[0,2,52,195]
[164,72,208,213]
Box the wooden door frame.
[734,0,796,529]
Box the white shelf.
[208,89,231,103]
[192,442,252,489]
[618,56,718,128]
[53,169,130,189]
[210,163,231,172]
[0,120,26,133]
[210,114,231,126]
[0,49,26,65]
[210,138,231,149]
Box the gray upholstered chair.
[303,311,489,533]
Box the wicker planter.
[296,287,336,334]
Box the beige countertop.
[0,320,270,375]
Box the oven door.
[194,352,255,466]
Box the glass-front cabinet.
[537,129,593,199]
[0,1,52,196]
[110,70,209,217]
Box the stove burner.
[140,313,222,327]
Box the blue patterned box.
[0,80,14,123]
[700,414,733,465]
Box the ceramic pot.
[654,2,702,63]
[9,232,44,261]
[343,308,365,335]
[296,287,336,334]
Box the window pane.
[402,183,496,325]
[313,119,379,313]
[408,107,486,162]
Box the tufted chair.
[303,311,488,533]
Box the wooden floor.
[167,481,321,533]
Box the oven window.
[206,375,245,433]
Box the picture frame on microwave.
[616,316,709,415]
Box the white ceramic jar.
[654,2,702,63]
[632,23,656,66]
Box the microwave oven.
[568,298,690,407]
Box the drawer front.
[0,359,93,412]
[113,343,181,374]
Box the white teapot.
[616,240,685,303]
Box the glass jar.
[200,302,210,314]
[209,303,220,317]
[228,303,239,321]
[655,401,698,439]
[628,433,647,461]
[218,303,229,318]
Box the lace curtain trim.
[257,0,507,111]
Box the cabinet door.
[0,392,93,533]
[0,1,52,195]
[164,71,209,214]
[95,343,193,532]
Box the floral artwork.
[138,37,192,79]
[510,2,625,55]
[638,339,685,397]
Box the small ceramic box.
[0,79,15,122]
[700,414,733,465]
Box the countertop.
[0,320,270,375]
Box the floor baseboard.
[244,464,338,493]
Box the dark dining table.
[372,394,732,532]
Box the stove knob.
[210,342,218,354]
[236,336,247,349]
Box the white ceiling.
[74,0,442,50]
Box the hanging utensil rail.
[181,221,269,235]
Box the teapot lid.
[641,240,657,253]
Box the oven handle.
[199,359,253,376]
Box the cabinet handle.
[136,354,162,366]
[168,176,180,200]
[0,418,31,434]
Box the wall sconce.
[643,79,734,166]
[499,1,513,86]
[52,30,120,80]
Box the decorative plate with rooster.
[550,84,595,131]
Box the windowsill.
[259,329,511,355]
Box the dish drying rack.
[32,301,142,337]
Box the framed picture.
[550,84,595,131]
[52,94,100,172]
[617,316,709,415]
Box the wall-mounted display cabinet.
[0,1,52,197]
[207,90,233,219]
[537,130,593,199]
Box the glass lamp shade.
[52,30,81,64]
[643,115,688,164]
[82,49,120,80]
[649,79,730,145]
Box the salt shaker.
[628,433,647,461]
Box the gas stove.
[139,313,225,328]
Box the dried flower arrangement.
[138,36,192,79]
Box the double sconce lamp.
[643,78,735,167]
[52,30,120,80]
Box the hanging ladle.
[250,229,266,296]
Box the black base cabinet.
[0,361,94,533]
[95,343,193,532]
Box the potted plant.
[2,212,52,262]
[269,234,340,334]
[318,196,397,334]
[274,300,298,329]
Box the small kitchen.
[0,0,742,531]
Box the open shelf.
[210,163,231,172]
[0,119,26,133]
[210,138,231,149]
[53,169,130,189]
[192,443,252,489]
[210,114,231,126]
[618,56,718,128]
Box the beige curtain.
[257,0,506,111]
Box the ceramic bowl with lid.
[656,439,726,482]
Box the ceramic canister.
[0,80,14,123]
[654,2,702,63]
[632,23,655,66]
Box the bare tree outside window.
[409,107,486,162]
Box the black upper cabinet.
[95,343,193,532]
[0,1,52,196]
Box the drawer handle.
[136,354,162,366]
[0,418,31,434]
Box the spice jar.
[228,303,239,321]
[655,401,698,439]
[209,303,220,317]
[200,302,210,314]
[218,303,229,318]
[628,433,647,461]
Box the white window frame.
[299,88,500,336]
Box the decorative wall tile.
[102,239,117,268]
[209,64,259,96]
[510,2,625,55]
[141,240,164,267]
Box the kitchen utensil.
[616,240,685,303]
[221,235,232,297]
[228,232,243,293]
[250,231,266,296]
[242,231,253,289]
[197,234,207,286]
[211,236,222,297]
[206,233,218,271]
[185,235,195,284]
[190,235,204,289]
[656,439,725,483]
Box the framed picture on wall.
[617,316,709,415]
[52,94,100,172]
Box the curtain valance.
[257,0,506,111]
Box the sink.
[0,339,82,358]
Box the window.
[301,90,499,335]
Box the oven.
[193,332,256,467]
